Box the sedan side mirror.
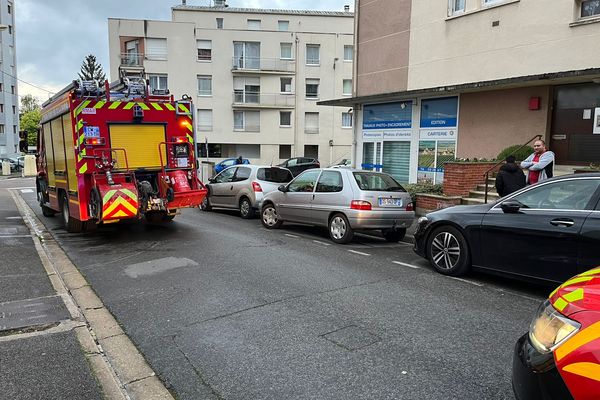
[208,177,215,183]
[278,185,288,193]
[500,199,522,214]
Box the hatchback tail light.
[350,200,372,210]
[252,181,263,192]
[405,202,414,212]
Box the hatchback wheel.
[239,197,255,219]
[261,204,282,229]
[329,213,353,244]
[426,225,470,276]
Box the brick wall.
[443,162,499,196]
[415,193,462,216]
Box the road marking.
[447,276,484,287]
[4,186,35,190]
[313,240,331,246]
[20,189,34,193]
[5,216,22,220]
[392,261,420,269]
[285,233,299,238]
[0,234,32,238]
[348,249,371,256]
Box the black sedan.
[413,174,600,285]
[278,157,320,177]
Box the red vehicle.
[36,76,207,232]
[513,266,600,399]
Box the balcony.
[233,124,260,133]
[231,57,295,74]
[232,92,295,109]
[120,53,143,66]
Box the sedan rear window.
[257,167,293,183]
[353,172,406,192]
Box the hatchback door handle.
[550,218,575,227]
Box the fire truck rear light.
[405,202,414,212]
[85,137,106,146]
[252,181,262,192]
[174,137,186,143]
[350,200,371,210]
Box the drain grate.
[321,325,382,351]
[0,296,70,333]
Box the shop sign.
[419,130,457,140]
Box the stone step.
[468,190,499,200]
[461,197,488,205]
[476,183,496,192]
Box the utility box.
[200,161,215,182]
[23,155,36,177]
[1,161,10,176]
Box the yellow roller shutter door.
[109,124,166,170]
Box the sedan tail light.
[405,202,414,212]
[252,181,263,192]
[350,200,372,210]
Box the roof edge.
[172,5,354,17]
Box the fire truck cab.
[36,74,207,232]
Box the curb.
[10,189,174,400]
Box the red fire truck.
[36,75,207,232]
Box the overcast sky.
[16,0,354,104]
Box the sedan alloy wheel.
[427,226,470,276]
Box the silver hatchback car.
[201,165,294,218]
[260,168,415,243]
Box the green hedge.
[496,145,534,162]
[404,183,443,203]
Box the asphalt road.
[18,180,549,400]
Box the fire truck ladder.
[74,79,104,99]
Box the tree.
[20,96,41,146]
[78,54,106,82]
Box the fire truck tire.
[239,197,255,219]
[37,179,55,217]
[42,205,56,217]
[60,193,83,233]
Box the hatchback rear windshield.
[257,167,294,183]
[353,172,406,192]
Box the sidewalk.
[0,185,104,399]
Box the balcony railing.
[231,57,295,73]
[120,53,143,66]
[232,92,295,108]
[234,124,260,133]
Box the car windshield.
[257,167,293,183]
[353,172,406,192]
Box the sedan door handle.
[550,218,575,227]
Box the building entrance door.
[551,83,600,165]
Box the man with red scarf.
[520,139,555,185]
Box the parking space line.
[447,276,484,287]
[348,249,371,256]
[392,261,420,269]
[0,235,33,238]
[312,240,331,246]
[285,233,299,238]
[20,189,34,193]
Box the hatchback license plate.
[379,197,402,207]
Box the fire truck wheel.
[239,197,255,219]
[60,193,83,233]
[42,205,56,217]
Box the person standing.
[495,155,526,197]
[520,139,555,185]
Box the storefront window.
[420,97,458,128]
[363,102,412,130]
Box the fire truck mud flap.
[96,183,140,222]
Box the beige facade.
[108,5,354,167]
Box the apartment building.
[321,0,600,184]
[108,2,354,166]
[0,0,19,158]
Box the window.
[343,79,352,95]
[420,97,458,128]
[280,111,292,127]
[12,125,16,134]
[197,40,212,61]
[216,18,224,29]
[12,105,15,114]
[280,43,292,60]
[7,4,11,14]
[247,19,261,30]
[353,172,406,191]
[449,0,465,15]
[124,40,140,65]
[581,0,600,17]
[278,20,289,31]
[258,166,293,182]
[279,145,291,160]
[342,112,352,128]
[316,171,343,193]
[234,77,260,103]
[234,167,252,181]
[8,25,11,34]
[343,45,353,62]
[148,75,168,93]
[510,179,600,210]
[10,85,14,94]
[280,77,292,93]
[305,112,319,134]
[197,109,213,132]
[0,104,3,113]
[304,145,319,159]
[288,169,320,192]
[234,110,260,132]
[234,41,260,69]
[0,83,3,92]
[306,44,320,65]
[198,75,212,96]
[306,79,319,99]
[215,167,236,183]
[145,38,167,60]
[0,125,4,133]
